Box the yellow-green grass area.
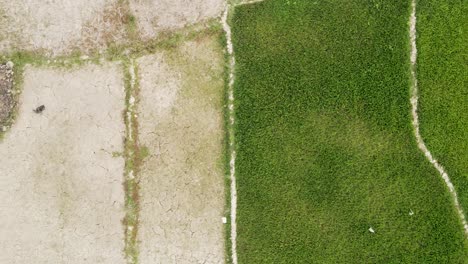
[231,0,467,262]
[417,0,468,222]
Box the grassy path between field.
[408,0,468,236]
[222,1,267,263]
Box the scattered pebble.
[33,105,45,114]
[368,227,375,233]
[222,217,227,224]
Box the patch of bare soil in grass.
[136,36,225,263]
[0,63,126,263]
[0,0,126,55]
[0,62,14,130]
[129,0,224,40]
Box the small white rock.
[6,61,14,68]
[222,217,227,224]
[409,209,414,216]
[80,55,89,60]
[368,227,375,233]
[129,96,135,105]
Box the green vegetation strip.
[417,0,468,225]
[232,0,467,262]
[122,58,140,263]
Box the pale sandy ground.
[0,64,126,263]
[0,0,127,55]
[129,0,224,39]
[136,36,225,264]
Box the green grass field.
[231,0,467,262]
[417,0,468,222]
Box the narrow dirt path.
[409,0,468,236]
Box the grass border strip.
[222,1,266,263]
[221,5,238,264]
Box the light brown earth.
[129,0,224,39]
[0,63,126,263]
[136,36,225,263]
[0,0,127,55]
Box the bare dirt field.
[0,0,127,55]
[136,36,225,263]
[0,63,126,263]
[129,0,224,39]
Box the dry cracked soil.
[0,63,126,263]
[137,37,225,264]
[0,0,227,263]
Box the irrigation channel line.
[222,1,266,263]
[409,0,468,236]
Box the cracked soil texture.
[0,63,126,263]
[136,36,225,263]
[129,0,224,40]
[0,0,127,55]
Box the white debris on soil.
[368,227,375,233]
[0,63,126,263]
[409,0,468,236]
[409,209,414,216]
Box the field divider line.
[409,0,468,236]
[222,2,266,264]
[236,0,266,6]
[222,5,238,264]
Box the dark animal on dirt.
[33,105,45,113]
